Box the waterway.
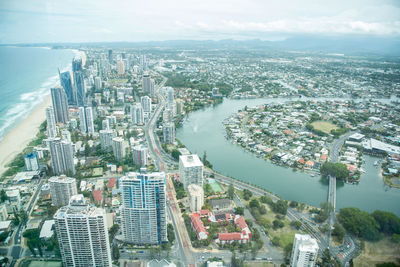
[176,98,400,216]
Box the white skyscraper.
[24,152,40,171]
[188,184,204,212]
[48,138,75,175]
[99,129,116,152]
[117,59,125,75]
[132,145,148,167]
[163,122,175,144]
[112,137,125,161]
[51,87,70,124]
[54,194,112,267]
[46,107,57,138]
[141,96,152,113]
[49,175,78,207]
[94,76,102,90]
[165,87,174,110]
[290,234,319,267]
[163,108,174,123]
[131,103,144,125]
[179,154,204,189]
[120,171,167,245]
[78,106,95,135]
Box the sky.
[0,0,400,43]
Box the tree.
[260,195,272,204]
[372,210,400,235]
[234,207,244,215]
[171,149,181,160]
[112,245,120,260]
[243,189,252,201]
[167,223,175,244]
[227,184,235,200]
[332,223,346,242]
[320,162,349,180]
[338,207,380,241]
[272,200,288,215]
[109,224,120,240]
[249,198,260,209]
[290,220,302,230]
[0,190,7,203]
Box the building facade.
[24,152,40,171]
[99,129,116,152]
[48,138,75,175]
[45,107,57,138]
[54,194,112,267]
[179,154,204,189]
[112,137,125,161]
[120,171,167,245]
[290,234,319,267]
[59,71,75,105]
[51,87,69,124]
[49,175,77,207]
[188,184,204,212]
[162,122,175,144]
[132,145,148,167]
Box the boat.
[311,174,315,177]
[374,160,378,166]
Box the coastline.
[0,95,51,176]
[0,49,86,176]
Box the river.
[176,97,400,216]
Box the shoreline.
[0,49,86,176]
[0,95,51,176]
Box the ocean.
[0,46,75,140]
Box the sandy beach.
[0,96,52,176]
[0,49,86,177]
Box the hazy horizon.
[1,0,400,44]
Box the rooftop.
[179,154,203,168]
[39,220,55,239]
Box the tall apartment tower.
[74,71,86,107]
[46,107,57,138]
[24,152,40,171]
[78,106,95,135]
[131,103,144,125]
[290,234,319,267]
[120,171,167,245]
[165,87,174,110]
[48,138,76,175]
[48,175,77,207]
[179,154,204,189]
[117,59,125,75]
[72,57,83,73]
[59,71,76,105]
[142,74,152,95]
[51,87,69,124]
[99,129,116,152]
[94,76,102,90]
[188,184,204,212]
[140,96,152,113]
[132,145,148,167]
[112,137,125,161]
[54,194,112,267]
[162,122,175,144]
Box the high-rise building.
[131,103,144,125]
[120,171,167,245]
[108,49,113,64]
[141,96,152,113]
[132,145,148,167]
[54,194,112,267]
[149,79,155,98]
[61,130,71,142]
[99,129,116,152]
[48,138,75,175]
[142,74,152,95]
[74,71,86,107]
[24,152,40,171]
[78,106,95,135]
[175,99,184,115]
[188,184,204,212]
[165,87,174,110]
[117,59,125,75]
[290,234,319,267]
[179,154,204,189]
[72,57,83,73]
[94,76,102,90]
[59,71,76,105]
[163,108,174,123]
[46,107,57,138]
[112,137,125,161]
[51,87,69,124]
[49,175,78,207]
[162,122,175,144]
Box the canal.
[176,98,400,216]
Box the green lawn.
[29,261,62,267]
[311,120,339,134]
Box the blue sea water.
[0,46,75,140]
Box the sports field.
[311,120,339,134]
